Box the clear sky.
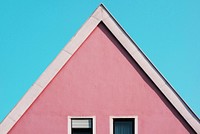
[0,0,200,122]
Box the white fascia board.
[0,4,199,133]
[0,51,72,134]
[0,84,43,133]
[101,5,200,132]
[160,84,200,132]
[63,8,101,54]
[0,5,102,134]
[35,50,71,88]
[103,17,139,55]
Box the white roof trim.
[0,4,199,133]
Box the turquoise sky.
[0,0,200,122]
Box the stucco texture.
[9,23,195,133]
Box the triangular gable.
[0,4,199,133]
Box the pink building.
[0,4,199,134]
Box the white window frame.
[68,116,96,134]
[110,116,138,134]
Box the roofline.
[0,4,199,133]
[101,4,200,122]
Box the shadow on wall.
[98,22,195,133]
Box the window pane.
[114,119,134,134]
[71,118,93,134]
[72,128,92,134]
[72,119,92,128]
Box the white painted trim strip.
[0,84,43,133]
[0,4,199,133]
[106,16,200,130]
[101,5,200,132]
[0,6,101,134]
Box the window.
[110,116,138,134]
[72,118,92,134]
[114,119,134,134]
[68,116,96,134]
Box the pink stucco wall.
[9,23,194,133]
